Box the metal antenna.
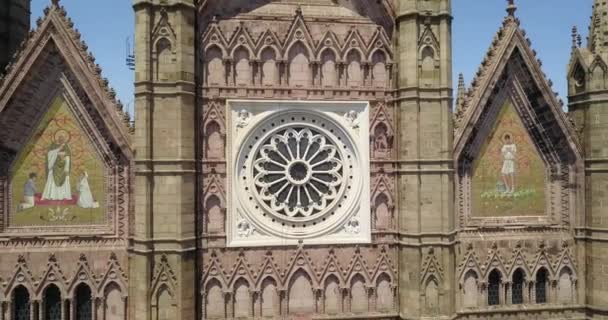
[125,36,135,71]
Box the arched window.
[350,275,367,313]
[424,277,439,313]
[261,277,278,317]
[371,51,387,88]
[233,278,250,318]
[104,282,125,320]
[420,46,436,86]
[463,271,478,308]
[535,268,548,304]
[324,276,340,314]
[205,121,224,160]
[374,193,391,230]
[288,43,310,87]
[75,284,93,320]
[288,270,314,315]
[205,279,224,319]
[321,50,337,87]
[44,284,62,320]
[512,269,525,304]
[157,286,175,320]
[261,48,277,86]
[206,46,225,86]
[376,274,393,312]
[206,195,224,233]
[155,38,173,81]
[346,50,362,87]
[558,267,574,303]
[234,48,251,86]
[487,270,501,306]
[13,286,30,320]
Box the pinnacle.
[506,0,517,17]
[458,73,465,89]
[51,0,60,6]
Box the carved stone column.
[224,58,234,86]
[30,300,38,320]
[248,290,256,317]
[342,287,350,313]
[504,281,511,305]
[224,292,233,318]
[278,289,287,317]
[367,285,376,312]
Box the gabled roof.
[454,4,581,159]
[0,1,133,160]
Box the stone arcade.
[0,0,606,319]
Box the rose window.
[230,102,370,245]
[254,127,343,218]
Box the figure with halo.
[41,130,72,201]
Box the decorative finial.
[506,0,517,17]
[572,26,578,48]
[51,0,60,6]
[295,5,302,16]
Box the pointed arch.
[155,284,176,320]
[371,50,387,88]
[154,37,175,81]
[320,48,338,87]
[233,46,252,86]
[68,255,97,298]
[350,273,367,313]
[233,277,251,318]
[324,274,341,315]
[12,285,31,320]
[74,283,93,320]
[98,254,128,299]
[103,282,126,320]
[205,193,224,233]
[557,267,574,304]
[511,268,525,305]
[43,284,62,320]
[487,269,502,306]
[373,192,391,230]
[462,270,478,308]
[260,47,278,86]
[424,276,439,314]
[288,269,315,315]
[346,49,363,87]
[205,120,224,160]
[534,267,549,304]
[288,41,311,87]
[205,45,225,86]
[419,45,437,86]
[376,272,393,312]
[204,278,225,319]
[260,276,279,317]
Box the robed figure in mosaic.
[41,130,72,201]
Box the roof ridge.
[0,1,134,135]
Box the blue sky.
[30,0,592,116]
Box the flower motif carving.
[254,127,343,218]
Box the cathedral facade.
[0,0,606,319]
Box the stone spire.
[456,73,466,110]
[589,0,608,53]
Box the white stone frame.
[226,100,371,247]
